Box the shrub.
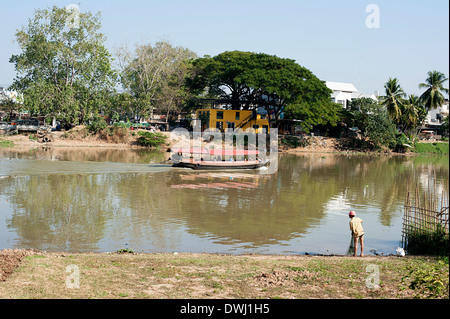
[405,224,449,256]
[136,131,167,147]
[87,116,107,133]
[394,133,411,152]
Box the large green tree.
[186,50,339,130]
[117,41,196,122]
[348,97,397,149]
[418,70,449,110]
[9,5,117,124]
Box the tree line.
[340,71,448,151]
[2,6,339,131]
[3,5,449,149]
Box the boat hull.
[172,160,269,170]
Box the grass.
[1,251,448,299]
[414,142,449,154]
[0,138,14,148]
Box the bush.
[87,116,107,133]
[394,133,411,152]
[136,131,167,147]
[405,225,449,256]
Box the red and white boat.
[170,147,269,170]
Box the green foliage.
[441,116,449,135]
[9,5,117,125]
[186,50,338,130]
[118,41,196,120]
[379,77,406,122]
[136,131,167,147]
[414,142,449,154]
[402,257,449,299]
[392,133,414,153]
[346,98,397,150]
[419,70,449,111]
[87,116,107,133]
[405,225,449,256]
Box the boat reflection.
[168,171,268,189]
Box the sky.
[0,0,448,97]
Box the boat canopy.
[171,147,209,154]
[208,149,260,156]
[171,147,260,156]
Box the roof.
[326,81,359,93]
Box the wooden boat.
[171,147,269,170]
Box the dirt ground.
[1,126,144,149]
[0,249,35,282]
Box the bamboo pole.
[402,172,449,250]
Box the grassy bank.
[0,250,448,299]
[414,142,449,154]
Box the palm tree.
[401,94,420,130]
[418,70,449,110]
[380,77,406,122]
[399,94,428,134]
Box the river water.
[0,147,448,256]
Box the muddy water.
[0,147,448,255]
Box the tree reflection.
[4,174,117,251]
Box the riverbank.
[3,128,448,155]
[0,249,448,299]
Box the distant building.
[0,86,21,104]
[422,99,449,134]
[196,109,270,133]
[425,98,449,123]
[326,81,378,109]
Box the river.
[0,147,448,256]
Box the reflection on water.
[0,148,448,255]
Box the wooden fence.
[401,181,449,249]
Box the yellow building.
[196,109,269,133]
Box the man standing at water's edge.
[349,211,365,257]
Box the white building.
[0,86,22,104]
[424,98,449,127]
[326,81,378,109]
